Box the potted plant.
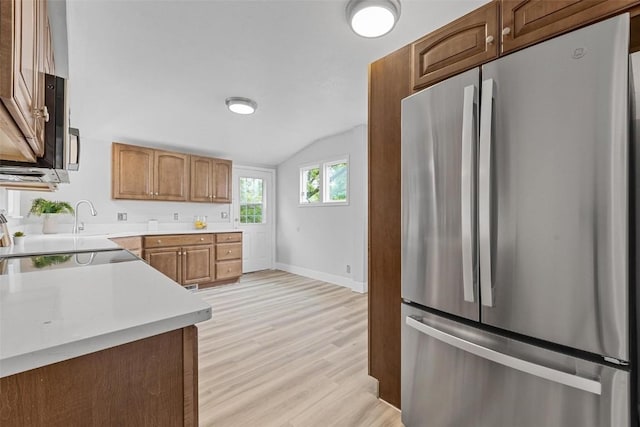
[29,198,74,234]
[12,231,25,246]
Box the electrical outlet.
[117,212,127,221]
[221,212,228,219]
[173,213,179,221]
[346,265,351,274]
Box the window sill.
[298,201,349,208]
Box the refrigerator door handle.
[406,315,602,395]
[461,84,477,303]
[479,78,495,307]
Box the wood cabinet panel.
[216,232,242,243]
[368,45,412,409]
[112,143,155,200]
[0,0,44,157]
[216,242,242,261]
[144,234,213,249]
[182,245,214,285]
[190,156,213,202]
[215,260,242,280]
[213,159,232,203]
[145,247,181,283]
[0,328,195,427]
[412,1,498,90]
[155,150,190,201]
[501,0,639,53]
[110,236,142,253]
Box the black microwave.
[0,74,79,184]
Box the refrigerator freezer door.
[401,304,630,427]
[401,68,480,321]
[479,15,629,360]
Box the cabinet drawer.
[216,260,242,280]
[216,232,242,243]
[216,242,242,261]
[144,234,214,249]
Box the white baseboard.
[275,263,367,294]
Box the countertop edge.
[0,307,212,378]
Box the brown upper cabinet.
[112,143,155,200]
[190,156,231,203]
[112,143,189,201]
[501,0,640,54]
[154,150,190,201]
[412,1,499,90]
[112,142,231,203]
[0,0,56,162]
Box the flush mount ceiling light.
[225,97,258,115]
[346,0,401,38]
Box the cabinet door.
[182,244,214,285]
[0,0,44,156]
[411,1,498,90]
[190,156,213,202]
[112,143,155,200]
[155,150,190,201]
[212,159,232,203]
[145,247,181,284]
[501,0,639,54]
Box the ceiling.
[66,0,486,167]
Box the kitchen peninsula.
[0,236,211,426]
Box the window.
[240,177,265,224]
[299,157,348,206]
[300,165,320,204]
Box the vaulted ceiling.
[66,0,486,166]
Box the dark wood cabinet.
[368,46,412,409]
[0,327,199,426]
[189,156,232,203]
[501,0,639,53]
[412,1,499,90]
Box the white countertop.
[0,228,243,257]
[0,259,212,377]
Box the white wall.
[276,125,367,293]
[18,138,232,234]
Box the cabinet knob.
[155,192,159,196]
[227,268,231,272]
[183,252,186,256]
[149,192,153,195]
[227,250,232,254]
[178,251,182,255]
[502,27,511,36]
[485,35,494,45]
[213,195,216,198]
[33,106,50,122]
[157,240,162,243]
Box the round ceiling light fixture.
[346,0,401,38]
[225,97,258,115]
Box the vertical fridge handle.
[461,84,477,303]
[479,78,494,307]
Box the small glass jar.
[194,215,208,230]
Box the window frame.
[298,156,349,207]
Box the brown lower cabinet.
[138,232,243,288]
[0,326,199,427]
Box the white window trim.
[323,158,349,205]
[299,163,321,205]
[298,156,350,207]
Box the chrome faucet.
[73,200,97,234]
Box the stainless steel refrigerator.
[401,14,636,427]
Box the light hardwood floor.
[196,270,402,427]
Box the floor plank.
[197,270,401,427]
